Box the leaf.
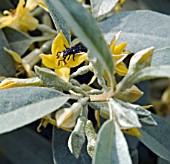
[89,102,110,119]
[68,116,87,158]
[140,0,170,15]
[131,66,170,84]
[115,85,143,103]
[44,0,114,84]
[88,52,107,90]
[116,47,154,92]
[44,0,70,43]
[34,66,68,89]
[0,87,69,134]
[3,27,32,56]
[114,99,157,126]
[99,10,170,52]
[93,119,132,164]
[139,114,170,162]
[3,27,52,56]
[0,77,43,90]
[90,0,119,21]
[89,102,109,110]
[128,47,154,73]
[85,120,97,158]
[0,127,53,164]
[35,66,88,96]
[0,30,15,76]
[117,66,170,92]
[109,98,141,129]
[152,47,170,66]
[52,127,91,164]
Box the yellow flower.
[40,31,87,82]
[26,0,48,12]
[0,77,42,90]
[110,31,130,76]
[4,48,34,77]
[36,0,48,11]
[0,0,38,32]
[114,0,126,13]
[122,128,142,137]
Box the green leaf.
[85,120,97,158]
[35,66,88,96]
[139,114,170,162]
[140,0,170,15]
[93,120,132,164]
[152,47,170,66]
[131,66,170,84]
[89,102,109,111]
[0,87,69,134]
[89,102,110,119]
[44,0,70,43]
[88,52,107,91]
[3,27,52,56]
[0,30,15,76]
[52,127,91,164]
[114,99,157,126]
[109,98,141,129]
[90,0,119,21]
[0,128,53,164]
[68,116,87,159]
[117,66,170,92]
[3,27,32,56]
[34,66,66,88]
[116,47,154,92]
[44,0,114,84]
[128,47,154,73]
[99,10,170,52]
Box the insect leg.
[67,54,72,61]
[64,44,69,49]
[56,52,61,59]
[72,54,75,61]
[57,59,61,66]
[62,56,67,64]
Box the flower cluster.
[0,0,38,32]
[40,31,87,82]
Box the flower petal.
[55,67,70,82]
[110,31,121,53]
[40,53,56,69]
[0,77,42,90]
[18,13,38,31]
[65,53,87,68]
[115,85,143,103]
[115,62,128,76]
[4,47,22,63]
[55,109,74,131]
[36,0,48,11]
[114,42,127,54]
[16,0,25,15]
[0,15,14,29]
[26,0,39,11]
[52,31,69,57]
[55,105,81,131]
[122,128,142,137]
[22,63,35,77]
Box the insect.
[56,44,87,66]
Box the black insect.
[56,44,87,66]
